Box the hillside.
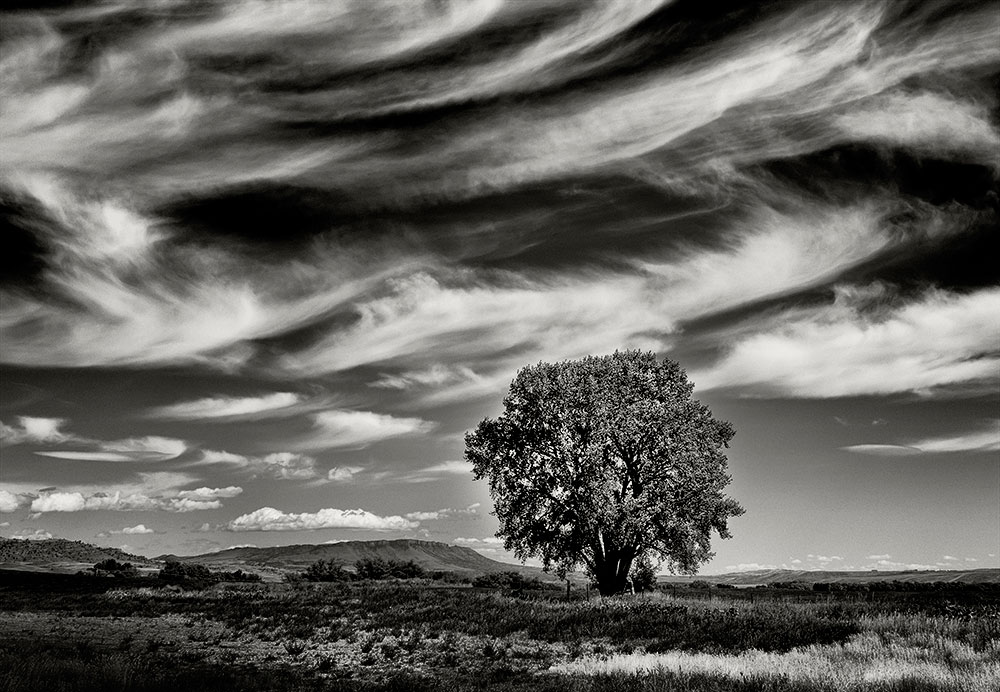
[660,568,1000,586]
[159,539,563,581]
[0,538,152,568]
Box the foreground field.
[1,572,997,691]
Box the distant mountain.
[159,539,562,581]
[0,538,152,567]
[660,568,1000,585]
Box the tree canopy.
[465,350,743,595]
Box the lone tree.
[465,351,743,596]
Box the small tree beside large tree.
[465,350,743,596]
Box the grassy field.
[1,571,997,691]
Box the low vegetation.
[1,569,997,691]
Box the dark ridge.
[0,538,152,566]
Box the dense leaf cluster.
[466,351,743,595]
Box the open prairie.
[2,570,997,692]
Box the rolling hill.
[158,539,564,581]
[0,537,153,571]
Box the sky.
[0,0,998,575]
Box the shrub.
[303,559,352,582]
[630,556,657,593]
[355,558,426,580]
[93,559,138,576]
[472,571,542,591]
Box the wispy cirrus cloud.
[394,461,474,484]
[35,436,188,463]
[404,503,480,522]
[146,392,304,421]
[225,506,417,532]
[291,410,436,451]
[199,449,319,480]
[843,421,1000,456]
[696,286,1000,398]
[99,524,155,537]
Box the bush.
[303,559,352,582]
[630,556,657,593]
[355,558,426,580]
[93,559,138,576]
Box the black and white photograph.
[1,0,998,690]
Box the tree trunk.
[593,549,636,596]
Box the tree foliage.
[465,351,743,595]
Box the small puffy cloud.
[965,557,978,562]
[146,392,303,420]
[942,555,958,561]
[29,483,242,513]
[867,554,892,560]
[200,449,318,480]
[12,529,53,541]
[225,506,418,532]
[294,410,436,450]
[1,417,75,444]
[115,524,154,535]
[327,466,364,483]
[0,489,22,513]
[31,492,87,513]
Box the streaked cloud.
[293,410,436,450]
[225,506,417,532]
[146,392,303,421]
[697,286,1000,398]
[843,421,999,456]
[199,449,319,480]
[404,504,480,522]
[395,461,474,484]
[454,536,504,547]
[35,436,188,463]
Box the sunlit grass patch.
[549,630,1000,691]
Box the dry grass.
[550,630,1000,691]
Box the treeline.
[291,557,435,582]
[666,580,1000,594]
[85,559,263,586]
[159,561,261,586]
[289,558,550,590]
